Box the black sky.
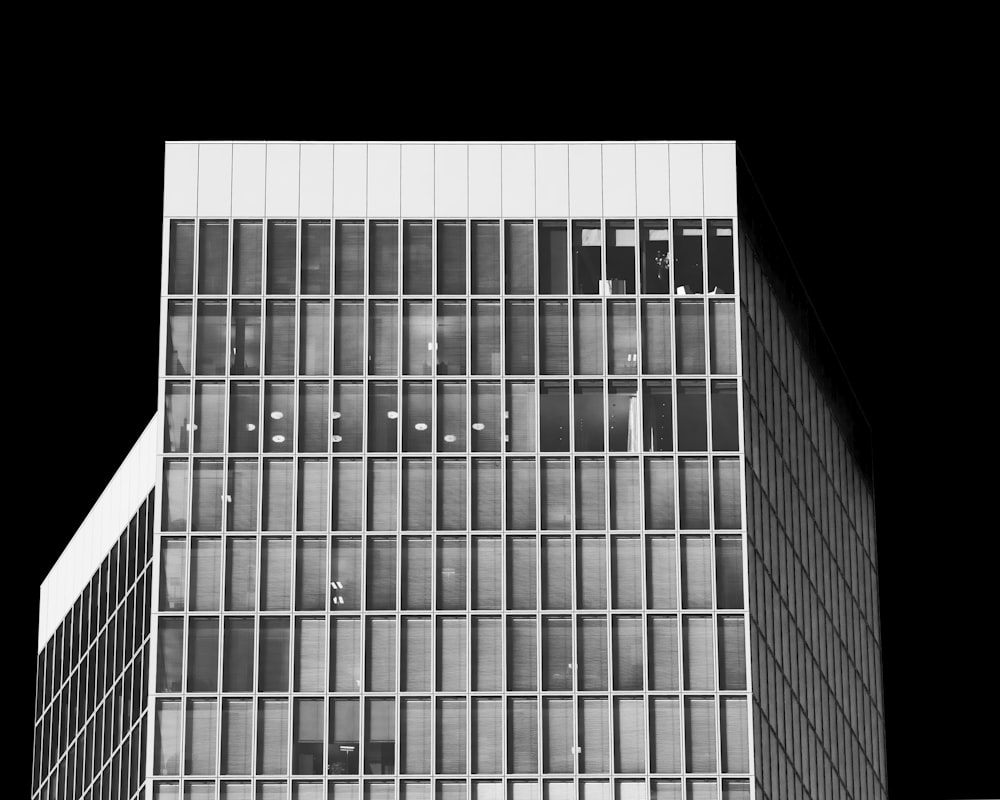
[13,125,993,799]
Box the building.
[32,141,886,800]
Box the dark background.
[13,128,991,799]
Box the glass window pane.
[577,616,608,691]
[403,301,432,376]
[608,381,638,453]
[368,459,399,531]
[438,301,467,376]
[715,537,744,610]
[159,538,187,610]
[507,698,538,774]
[261,537,292,610]
[640,300,671,375]
[684,698,717,773]
[300,300,330,375]
[707,220,735,294]
[472,459,502,531]
[402,458,432,531]
[192,459,224,531]
[506,458,536,531]
[222,618,254,692]
[436,616,467,690]
[402,537,432,610]
[199,219,229,293]
[575,457,606,530]
[221,699,253,775]
[471,221,500,294]
[642,381,672,452]
[335,221,365,294]
[299,381,330,452]
[507,537,537,610]
[539,300,569,375]
[365,618,396,691]
[294,698,326,775]
[720,698,749,772]
[366,537,397,610]
[613,697,645,773]
[540,458,570,531]
[196,300,227,375]
[154,699,182,775]
[612,617,643,690]
[574,382,604,451]
[297,458,329,531]
[576,537,607,609]
[472,536,502,609]
[542,698,573,773]
[329,699,360,775]
[437,699,467,774]
[609,458,640,531]
[472,698,502,774]
[259,617,290,692]
[643,458,675,530]
[265,300,296,375]
[679,458,710,530]
[676,300,705,375]
[402,382,432,452]
[573,301,603,375]
[265,382,295,453]
[402,616,431,691]
[334,300,364,375]
[403,221,432,294]
[437,536,467,609]
[683,616,715,690]
[681,536,712,608]
[578,699,609,773]
[438,221,467,294]
[505,221,534,294]
[369,221,398,294]
[330,618,361,692]
[233,219,263,294]
[190,537,221,611]
[538,220,567,294]
[677,381,708,451]
[506,382,536,452]
[164,381,191,453]
[718,616,747,691]
[709,300,737,374]
[471,301,501,375]
[156,618,183,692]
[364,699,396,775]
[367,382,398,453]
[332,459,363,531]
[330,537,362,610]
[185,698,218,774]
[231,300,261,375]
[168,220,194,294]
[507,617,537,690]
[505,301,535,375]
[713,458,741,530]
[572,221,601,294]
[606,220,636,294]
[608,301,637,375]
[649,697,681,773]
[229,381,260,453]
[472,617,502,691]
[296,538,327,610]
[710,381,739,451]
[647,615,679,690]
[267,220,297,294]
[401,699,432,774]
[257,698,290,775]
[368,301,398,376]
[301,220,331,295]
[167,300,193,376]
[539,382,569,453]
[541,617,572,691]
[332,382,363,452]
[187,617,219,691]
[673,220,703,294]
[262,458,293,531]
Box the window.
[299,381,330,452]
[168,220,194,293]
[505,222,534,294]
[639,220,670,294]
[542,617,572,690]
[167,300,193,375]
[403,221,432,294]
[608,301,637,374]
[369,221,399,294]
[506,617,537,691]
[365,699,396,775]
[262,458,292,530]
[572,221,602,294]
[264,382,294,453]
[606,220,636,294]
[300,300,330,375]
[196,300,227,375]
[505,301,535,375]
[329,699,360,775]
[267,220,297,294]
[540,459,570,531]
[368,301,399,375]
[507,698,538,773]
[265,300,295,375]
[673,220,703,294]
[334,300,364,375]
[438,221,467,294]
[438,301,467,375]
[573,301,603,375]
[335,221,365,294]
[258,618,290,692]
[539,301,569,375]
[222,618,253,692]
[301,220,331,294]
[647,616,679,690]
[231,301,261,375]
[403,301,432,376]
[471,221,501,294]
[539,221,567,293]
[707,220,735,294]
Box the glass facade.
[32,493,155,800]
[151,211,751,800]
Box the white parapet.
[37,416,158,652]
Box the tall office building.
[32,142,886,800]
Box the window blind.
[507,698,538,773]
[677,381,708,451]
[299,382,329,452]
[437,301,467,376]
[156,619,183,691]
[610,460,640,532]
[573,301,603,374]
[330,538,361,610]
[403,301,432,376]
[611,536,642,608]
[334,301,365,375]
[714,458,741,530]
[578,698,609,773]
[162,461,189,532]
[369,221,399,294]
[471,221,500,293]
[167,301,193,376]
[679,458,710,530]
[196,301,227,376]
[401,699,431,774]
[265,301,296,375]
[542,617,572,691]
[402,537,431,610]
[437,698,467,774]
[506,617,537,691]
[710,381,739,451]
[718,616,747,690]
[575,458,606,530]
[403,221,432,294]
[541,536,571,609]
[542,698,573,773]
[366,538,397,610]
[153,700,181,775]
[256,699,289,775]
[506,382,536,452]
[613,698,645,773]
[472,617,502,690]
[368,301,398,376]
[471,301,500,375]
[721,697,749,773]
[368,459,399,531]
[296,538,326,611]
[505,221,535,294]
[647,615,679,690]
[295,697,326,775]
[402,617,431,691]
[261,537,292,610]
[266,220,296,294]
[539,220,568,294]
[576,537,607,610]
[222,618,253,692]
[194,382,224,453]
[438,221,467,294]
[437,536,467,609]
[331,382,362,452]
[159,538,186,610]
[683,616,715,690]
[184,699,217,775]
[227,460,258,533]
[301,220,330,295]
[577,616,608,691]
[192,459,223,531]
[335,221,365,294]
[537,301,570,378]
[676,301,706,375]
[330,618,361,692]
[608,301,637,375]
[684,698,717,773]
[472,536,502,609]
[230,219,262,294]
[329,699,360,774]
[332,459,363,531]
[221,699,253,775]
[197,220,229,293]
[681,537,712,609]
[365,618,397,691]
[505,301,535,375]
[643,458,675,531]
[541,459,571,531]
[365,696,396,746]
[189,619,222,695]
[710,300,737,374]
[438,383,467,452]
[506,459,536,530]
[300,301,330,376]
[613,616,643,690]
[168,220,194,293]
[507,537,537,610]
[641,382,672,453]
[231,301,261,376]
[641,300,671,375]
[291,784,323,800]
[471,382,501,452]
[297,459,328,532]
[649,696,681,773]
[190,538,221,611]
[716,537,745,609]
[258,618,289,692]
[402,458,432,531]
[437,617,468,691]
[472,698,502,774]
[472,459,502,531]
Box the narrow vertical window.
[505,300,535,375]
[471,459,501,531]
[718,616,747,690]
[265,300,296,375]
[266,220,297,294]
[221,699,253,775]
[613,617,643,690]
[576,537,607,609]
[369,221,399,294]
[436,617,467,690]
[365,618,397,691]
[472,617,502,690]
[330,618,361,691]
[367,459,399,531]
[639,220,670,294]
[261,537,292,610]
[471,536,502,609]
[402,458,432,531]
[684,697,717,772]
[167,300,193,376]
[366,537,397,610]
[264,381,295,453]
[231,300,261,375]
[401,698,432,774]
[572,221,602,294]
[574,381,604,451]
[471,301,500,375]
[367,382,398,452]
[539,300,569,375]
[649,697,681,773]
[437,460,467,531]
[437,699,467,774]
[438,382,467,452]
[577,615,608,690]
[198,220,229,294]
[640,300,671,375]
[332,382,363,452]
[257,698,290,775]
[301,220,331,295]
[673,220,703,294]
[538,220,567,294]
[334,300,364,375]
[364,699,397,775]
[711,380,739,451]
[542,698,573,773]
[606,220,636,294]
[296,538,327,610]
[613,697,645,773]
[713,457,742,530]
[539,382,570,453]
[647,615,679,690]
[707,220,735,294]
[368,301,399,376]
[185,699,218,774]
[233,220,263,294]
[328,699,360,775]
[164,381,191,453]
[472,698,502,774]
[573,301,603,375]
[540,458,571,531]
[300,300,330,375]
[505,459,536,531]
[438,221,467,294]
[222,618,254,692]
[578,699,609,773]
[609,458,640,530]
[507,699,538,774]
[261,459,293,531]
[683,616,715,690]
[187,617,219,691]
[156,619,183,691]
[153,699,182,774]
[715,537,745,609]
[335,221,365,294]
[159,538,186,610]
[196,300,227,375]
[402,382,432,452]
[608,301,637,374]
[402,537,432,610]
[168,220,195,294]
[505,221,534,294]
[608,380,639,453]
[437,300,467,376]
[191,459,224,531]
[679,458,710,529]
[681,536,712,608]
[299,381,330,452]
[228,381,260,453]
[294,698,326,775]
[506,382,537,452]
[190,538,221,611]
[332,459,363,531]
[402,616,432,691]
[675,300,706,374]
[611,536,641,608]
[471,221,500,294]
[403,220,432,294]
[644,457,675,530]
[575,457,607,530]
[258,617,290,691]
[709,300,737,374]
[677,381,708,451]
[507,537,537,610]
[403,301,432,376]
[542,617,572,690]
